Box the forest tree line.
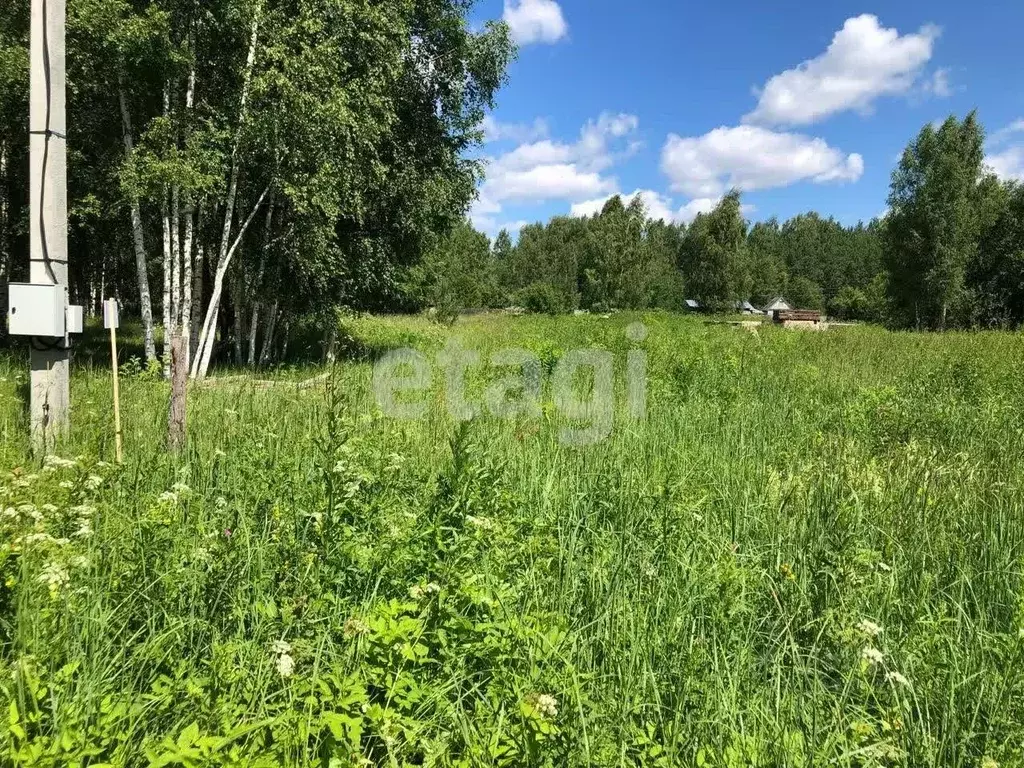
[414,113,1024,330]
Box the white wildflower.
[70,555,90,569]
[466,515,495,531]
[96,461,110,469]
[409,585,424,600]
[2,507,16,519]
[271,640,295,678]
[85,475,104,490]
[38,562,70,595]
[271,639,292,655]
[171,482,191,495]
[158,491,179,504]
[44,455,77,470]
[861,647,884,665]
[73,520,93,538]
[425,582,441,594]
[276,653,295,678]
[527,692,559,719]
[70,505,96,518]
[885,670,910,686]
[215,449,227,458]
[857,619,883,638]
[58,481,74,490]
[216,497,228,509]
[41,504,58,514]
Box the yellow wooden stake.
[105,299,123,463]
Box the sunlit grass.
[1,313,1023,766]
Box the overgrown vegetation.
[2,313,1023,765]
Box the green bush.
[514,282,568,315]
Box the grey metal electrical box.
[7,283,65,337]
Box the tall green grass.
[1,314,1023,766]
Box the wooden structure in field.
[771,309,824,328]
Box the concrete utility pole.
[29,0,70,443]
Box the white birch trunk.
[171,185,181,325]
[191,8,262,378]
[118,82,156,362]
[161,189,172,378]
[259,300,279,366]
[182,203,194,368]
[191,235,204,362]
[191,186,270,380]
[180,63,197,367]
[248,195,274,365]
[0,142,7,282]
[232,269,244,363]
[161,85,172,377]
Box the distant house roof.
[684,299,702,310]
[734,300,759,312]
[763,297,792,311]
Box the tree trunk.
[0,141,7,284]
[180,65,197,369]
[182,203,194,368]
[191,236,204,363]
[162,189,172,377]
[172,187,181,324]
[191,186,270,379]
[248,195,275,365]
[118,82,157,363]
[280,318,290,362]
[232,269,245,364]
[191,8,263,379]
[259,300,279,366]
[168,335,188,453]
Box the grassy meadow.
[1,313,1024,766]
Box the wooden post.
[168,334,187,452]
[104,298,122,463]
[109,318,122,463]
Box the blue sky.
[469,0,1024,237]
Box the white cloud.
[481,115,550,143]
[924,68,952,98]
[986,147,1024,182]
[984,119,1024,182]
[571,190,676,222]
[661,125,863,198]
[503,0,567,45]
[744,15,940,126]
[475,111,639,224]
[488,163,613,201]
[990,119,1024,145]
[570,190,755,225]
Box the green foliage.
[884,113,987,329]
[405,220,498,322]
[514,281,567,315]
[679,190,748,311]
[1,313,1024,764]
[787,275,825,311]
[830,286,870,321]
